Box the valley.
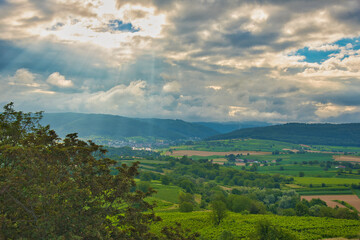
[105,137,360,239]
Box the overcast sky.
[1,0,360,122]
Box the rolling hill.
[207,123,360,146]
[195,121,271,133]
[41,113,219,140]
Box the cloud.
[162,81,180,93]
[47,72,74,88]
[8,68,38,86]
[314,103,359,118]
[1,0,360,123]
[108,20,140,32]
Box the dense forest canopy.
[208,123,360,146]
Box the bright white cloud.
[206,86,222,91]
[163,81,181,93]
[47,72,74,88]
[8,69,39,87]
[315,103,359,118]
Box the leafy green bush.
[180,202,194,212]
[251,219,298,240]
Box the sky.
[1,0,360,123]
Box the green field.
[255,164,334,177]
[169,139,301,152]
[120,159,169,165]
[247,152,334,163]
[151,212,360,240]
[311,144,360,153]
[166,138,360,154]
[150,182,182,204]
[294,177,360,186]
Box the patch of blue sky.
[295,36,360,63]
[108,20,140,33]
[296,47,339,63]
[335,36,360,50]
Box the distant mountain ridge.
[207,123,360,146]
[195,121,272,134]
[41,113,219,140]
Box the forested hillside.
[208,123,360,146]
[195,121,271,133]
[41,113,219,140]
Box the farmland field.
[301,195,360,211]
[166,139,360,153]
[334,155,360,162]
[169,139,301,152]
[151,212,360,240]
[150,181,182,204]
[294,177,360,186]
[165,150,271,156]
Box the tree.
[295,202,309,216]
[137,181,151,193]
[210,200,227,225]
[179,202,194,212]
[251,219,298,240]
[161,175,171,185]
[0,103,161,239]
[178,192,195,212]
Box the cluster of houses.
[235,158,260,164]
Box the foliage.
[161,175,171,185]
[208,123,360,146]
[152,212,360,240]
[226,195,266,214]
[179,202,194,212]
[211,201,227,225]
[218,230,235,240]
[137,181,152,193]
[0,103,161,239]
[251,219,298,240]
[178,192,195,212]
[160,222,200,240]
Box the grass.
[251,164,335,177]
[169,139,301,152]
[150,182,182,204]
[296,191,354,195]
[354,189,360,198]
[246,152,334,163]
[166,139,360,153]
[120,159,169,164]
[310,144,360,153]
[294,177,360,186]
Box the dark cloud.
[0,40,124,91]
[313,92,360,107]
[325,112,360,123]
[225,31,277,48]
[331,0,360,24]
